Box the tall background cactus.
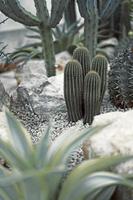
[64,0,77,29]
[0,0,69,77]
[77,0,121,60]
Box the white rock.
[0,71,17,94]
[0,112,9,142]
[19,60,47,90]
[98,37,118,48]
[84,110,133,174]
[91,110,133,157]
[48,73,64,97]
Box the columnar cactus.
[83,71,101,125]
[73,47,91,79]
[64,0,77,28]
[64,60,83,122]
[91,55,108,103]
[109,48,133,109]
[77,0,121,60]
[0,0,69,77]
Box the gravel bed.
[9,88,127,170]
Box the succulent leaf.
[59,155,133,200]
[0,110,133,199]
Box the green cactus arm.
[34,0,56,77]
[49,0,70,28]
[77,0,88,18]
[100,0,121,20]
[0,0,26,25]
[85,0,98,60]
[86,0,98,16]
[4,0,40,26]
[34,0,49,25]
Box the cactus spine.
[83,71,101,125]
[64,60,83,122]
[0,0,69,77]
[73,47,91,79]
[91,55,108,103]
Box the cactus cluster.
[108,48,133,109]
[64,47,108,125]
[0,0,69,77]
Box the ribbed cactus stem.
[50,0,70,27]
[39,25,56,77]
[91,55,108,103]
[64,0,77,28]
[73,47,91,79]
[34,0,56,77]
[84,17,98,61]
[83,0,99,60]
[83,71,101,125]
[100,0,121,20]
[34,0,49,25]
[64,60,83,122]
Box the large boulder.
[82,110,133,200]
[8,60,66,143]
[14,60,65,116]
[82,110,133,173]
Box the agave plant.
[0,109,133,200]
